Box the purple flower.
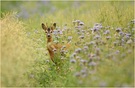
[114,50,120,55]
[104,30,110,35]
[70,59,76,63]
[94,23,102,29]
[119,31,124,36]
[76,20,81,22]
[81,30,85,33]
[61,45,66,50]
[75,48,82,53]
[76,56,81,59]
[77,68,87,78]
[80,59,87,65]
[94,35,101,39]
[79,22,84,26]
[79,35,84,39]
[72,53,77,57]
[95,48,100,55]
[81,68,87,75]
[59,31,63,34]
[113,41,118,46]
[91,27,99,32]
[74,72,81,77]
[125,33,131,37]
[53,30,58,35]
[91,23,102,33]
[121,53,126,58]
[60,50,66,55]
[62,25,68,31]
[106,36,111,40]
[56,29,62,34]
[89,41,95,45]
[121,38,125,45]
[88,54,93,61]
[125,34,130,39]
[116,28,122,32]
[88,61,97,66]
[83,46,89,50]
[53,49,57,53]
[131,19,135,24]
[94,23,102,27]
[46,60,50,63]
[67,36,72,41]
[75,26,82,29]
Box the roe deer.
[41,23,70,63]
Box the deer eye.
[45,31,47,33]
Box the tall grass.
[1,12,36,86]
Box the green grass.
[1,1,134,87]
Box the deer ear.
[53,23,56,29]
[42,23,47,31]
[51,23,56,31]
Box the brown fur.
[42,23,70,62]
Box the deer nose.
[47,34,50,37]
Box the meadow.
[1,1,134,87]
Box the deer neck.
[47,37,53,43]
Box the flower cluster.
[68,19,134,85]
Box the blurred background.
[2,1,134,19]
[1,1,81,19]
[1,0,134,87]
[1,1,134,26]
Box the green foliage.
[1,1,134,87]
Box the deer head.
[42,23,56,39]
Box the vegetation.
[1,1,134,87]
